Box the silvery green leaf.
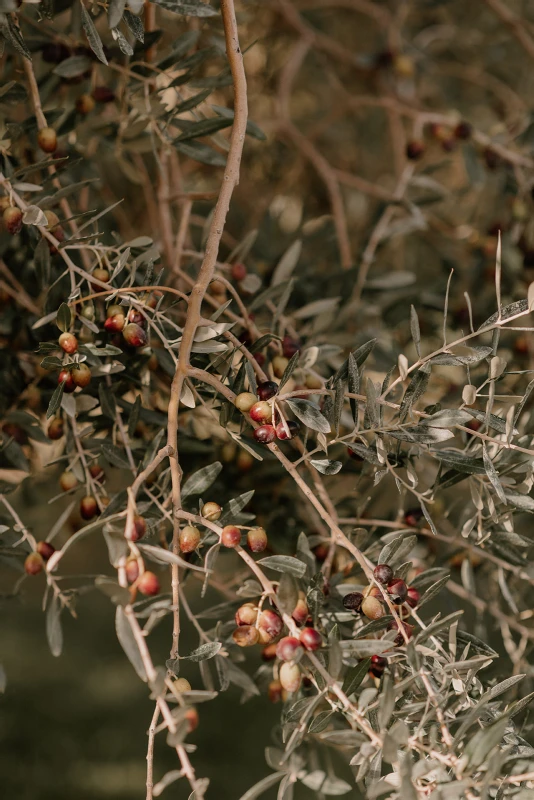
[278,350,299,392]
[410,305,421,357]
[286,399,330,433]
[182,461,222,499]
[466,409,518,435]
[108,0,125,27]
[219,490,254,524]
[46,381,65,420]
[433,450,486,474]
[388,426,454,444]
[257,555,307,578]
[293,297,340,319]
[80,2,108,64]
[152,770,183,797]
[237,773,287,800]
[271,240,301,286]
[116,607,147,681]
[300,771,352,795]
[399,366,431,422]
[277,572,299,615]
[430,346,492,366]
[479,299,528,329]
[138,544,209,574]
[310,459,342,475]
[355,616,393,638]
[46,594,63,657]
[345,442,381,465]
[101,442,130,469]
[482,443,506,504]
[183,642,222,662]
[342,658,371,696]
[153,0,218,16]
[503,492,534,512]
[425,409,473,427]
[340,639,392,657]
[419,575,450,606]
[463,715,508,769]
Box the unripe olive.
[91,267,110,285]
[232,625,259,647]
[125,558,140,584]
[373,564,393,585]
[36,541,55,561]
[235,392,257,413]
[231,262,247,281]
[123,323,147,348]
[235,603,258,627]
[58,332,78,354]
[59,470,78,492]
[247,527,267,553]
[129,515,146,542]
[275,420,299,440]
[179,525,201,553]
[76,93,95,114]
[44,210,61,230]
[292,593,309,625]
[3,206,23,235]
[80,495,98,520]
[342,591,363,612]
[268,679,283,702]
[361,596,384,620]
[71,363,91,388]
[138,570,160,596]
[387,579,408,605]
[253,425,276,444]
[37,127,57,153]
[89,465,105,482]
[201,502,222,521]
[48,417,64,440]
[257,609,283,644]
[406,587,420,609]
[58,369,76,393]
[305,373,322,390]
[300,627,322,651]
[276,636,303,662]
[24,552,43,575]
[279,661,301,693]
[272,355,289,378]
[174,677,192,693]
[257,380,278,400]
[221,525,241,548]
[249,401,272,423]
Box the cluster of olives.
[179,502,268,555]
[235,380,300,445]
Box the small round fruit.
[92,85,115,103]
[300,628,322,651]
[235,603,258,627]
[179,525,201,553]
[232,625,259,647]
[3,207,23,235]
[282,336,300,359]
[406,140,425,160]
[249,401,272,423]
[48,417,64,440]
[253,425,275,444]
[406,587,420,609]
[257,380,278,400]
[235,392,257,413]
[138,571,160,596]
[343,591,364,612]
[76,93,95,114]
[104,313,126,333]
[279,661,301,693]
[237,450,254,471]
[174,677,192,693]
[231,262,247,281]
[221,525,241,548]
[91,267,110,285]
[89,465,105,482]
[201,502,222,521]
[272,355,289,378]
[44,210,61,231]
[184,708,198,733]
[36,541,55,561]
[37,127,57,153]
[388,619,414,646]
[58,332,78,354]
[128,309,145,326]
[455,121,472,140]
[247,527,267,553]
[268,679,283,702]
[71,363,91,388]
[257,609,283,644]
[129,515,146,542]
[123,323,147,348]
[24,553,43,575]
[361,596,384,620]
[59,470,78,492]
[262,643,278,661]
[276,637,303,662]
[373,564,393,585]
[80,495,98,520]
[387,579,408,605]
[292,593,309,625]
[404,507,423,527]
[369,655,387,678]
[58,369,76,393]
[275,420,299,440]
[125,558,140,584]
